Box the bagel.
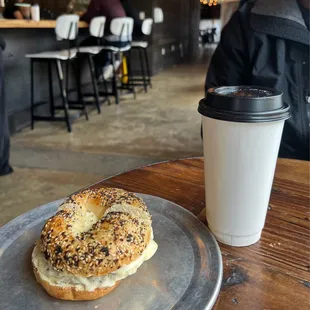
[32,188,158,300]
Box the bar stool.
[72,16,107,114]
[130,18,153,93]
[100,17,134,104]
[26,15,85,132]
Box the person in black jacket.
[0,37,13,176]
[205,0,309,161]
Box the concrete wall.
[130,0,200,73]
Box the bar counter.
[0,19,88,29]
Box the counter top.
[0,19,88,29]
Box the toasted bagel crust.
[40,188,152,277]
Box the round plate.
[0,194,222,310]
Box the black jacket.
[205,0,310,161]
[0,36,5,50]
[0,37,13,175]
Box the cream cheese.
[32,238,158,292]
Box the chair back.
[55,14,79,40]
[110,17,134,41]
[153,8,164,23]
[141,18,153,36]
[89,16,106,38]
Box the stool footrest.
[33,101,50,108]
[32,116,67,122]
[78,93,109,104]
[129,77,151,81]
[67,101,88,110]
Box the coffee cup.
[198,86,290,247]
[31,4,40,22]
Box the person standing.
[205,0,309,161]
[0,36,13,176]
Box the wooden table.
[86,158,310,309]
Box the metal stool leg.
[138,47,147,93]
[56,60,72,132]
[103,79,112,105]
[87,54,101,114]
[65,57,70,94]
[72,57,88,121]
[127,49,136,99]
[30,59,34,129]
[143,47,152,88]
[48,60,55,118]
[111,52,119,104]
[97,65,112,106]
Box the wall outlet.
[161,48,166,56]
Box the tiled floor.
[1,62,209,226]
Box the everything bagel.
[32,188,158,300]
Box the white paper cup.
[31,5,40,22]
[198,86,290,247]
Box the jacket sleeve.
[205,11,250,93]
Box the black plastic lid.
[198,86,291,123]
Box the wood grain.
[88,157,310,309]
[0,19,88,28]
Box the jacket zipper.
[297,54,309,143]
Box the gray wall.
[150,0,200,74]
